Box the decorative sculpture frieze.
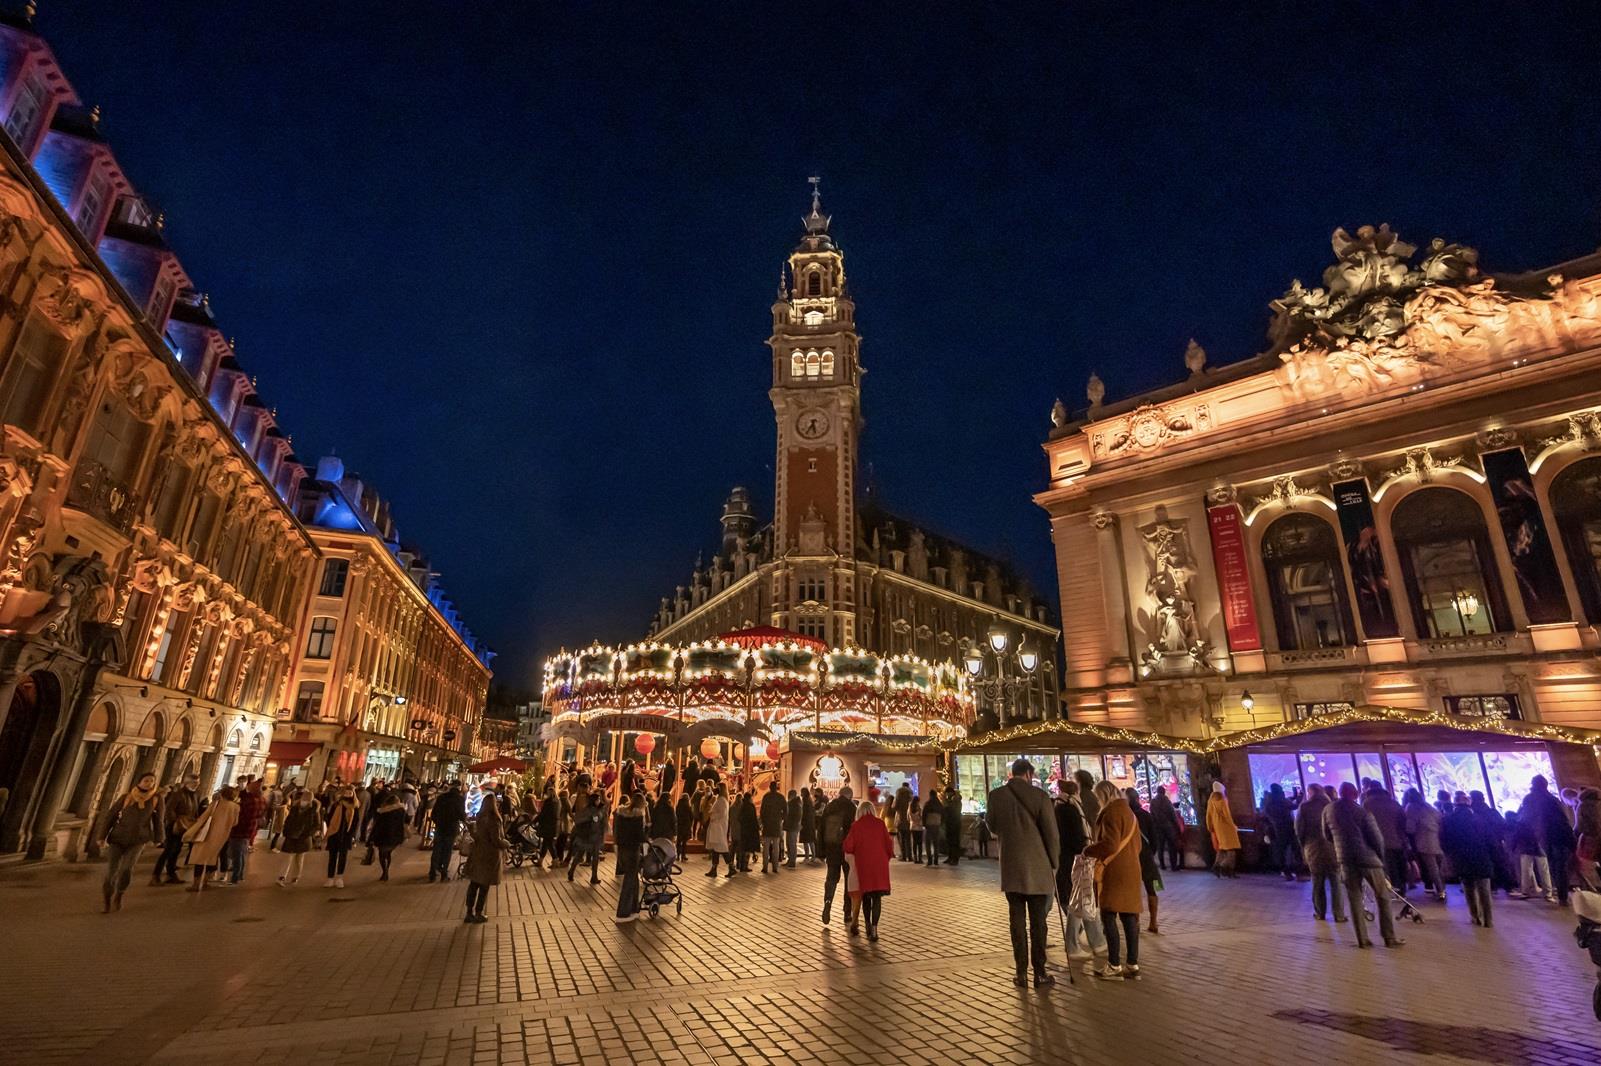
[1090,401,1211,458]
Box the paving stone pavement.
[2,844,1599,1066]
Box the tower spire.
[802,175,830,237]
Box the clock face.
[796,410,830,440]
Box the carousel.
[541,627,974,801]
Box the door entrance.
[0,672,64,852]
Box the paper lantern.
[700,737,720,761]
[634,733,656,756]
[765,740,781,762]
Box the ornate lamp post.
[963,622,1040,733]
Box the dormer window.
[807,271,822,296]
[803,309,825,326]
[148,275,176,324]
[76,173,107,235]
[4,76,46,149]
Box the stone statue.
[1050,397,1067,428]
[907,528,929,581]
[1086,372,1105,410]
[1139,519,1202,656]
[1183,338,1207,376]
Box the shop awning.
[266,740,321,765]
[467,755,527,774]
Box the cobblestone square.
[2,845,1597,1065]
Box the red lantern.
[765,740,781,762]
[634,733,656,757]
[699,737,720,761]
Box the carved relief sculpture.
[1136,514,1208,670]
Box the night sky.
[48,3,1601,686]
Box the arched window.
[1261,513,1356,649]
[820,350,835,378]
[806,351,820,378]
[1551,456,1601,623]
[807,271,822,296]
[791,350,805,378]
[1391,487,1511,637]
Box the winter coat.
[843,813,894,895]
[324,798,360,848]
[615,805,647,853]
[921,795,945,830]
[231,790,263,840]
[799,795,817,843]
[1085,798,1143,914]
[650,795,675,838]
[683,762,701,796]
[738,795,761,842]
[432,789,467,834]
[281,804,320,854]
[674,796,692,836]
[894,784,913,817]
[1262,790,1295,841]
[1521,786,1578,853]
[819,795,856,853]
[759,790,786,835]
[104,793,163,848]
[1129,802,1161,885]
[370,801,408,849]
[1150,791,1182,835]
[464,806,509,886]
[1404,800,1443,856]
[1442,805,1495,881]
[184,797,239,868]
[705,796,731,852]
[987,777,1059,896]
[784,795,802,832]
[163,786,201,834]
[1206,794,1241,851]
[1361,789,1407,851]
[1577,795,1601,862]
[1295,793,1336,869]
[535,795,559,837]
[1054,796,1091,859]
[1323,796,1384,868]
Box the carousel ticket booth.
[541,628,973,806]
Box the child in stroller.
[505,816,541,869]
[640,837,683,918]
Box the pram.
[1572,889,1601,1020]
[640,837,683,918]
[505,817,541,869]
[1361,876,1424,925]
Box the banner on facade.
[1205,503,1263,652]
[1331,478,1400,638]
[1482,448,1571,624]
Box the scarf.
[122,784,160,811]
[326,798,357,836]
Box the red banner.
[1206,504,1262,652]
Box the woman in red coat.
[843,801,895,942]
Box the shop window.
[319,558,349,598]
[1391,487,1510,638]
[1261,513,1357,649]
[294,681,324,720]
[1299,752,1355,794]
[1551,457,1601,624]
[1386,753,1422,799]
[1248,752,1301,803]
[1444,694,1521,720]
[305,617,337,659]
[1413,751,1488,805]
[1482,750,1555,810]
[1354,752,1384,790]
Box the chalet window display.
[1551,456,1601,624]
[1260,513,1357,650]
[1391,488,1510,638]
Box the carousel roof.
[717,626,829,654]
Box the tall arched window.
[791,350,805,378]
[1261,513,1357,649]
[806,351,820,378]
[1551,456,1601,624]
[820,350,835,378]
[807,271,822,296]
[1391,487,1511,637]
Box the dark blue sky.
[50,3,1601,686]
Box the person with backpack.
[922,791,945,867]
[819,786,857,926]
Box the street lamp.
[965,626,1043,732]
[1240,690,1254,713]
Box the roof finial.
[802,175,831,236]
[808,174,821,213]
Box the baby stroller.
[1361,875,1424,925]
[505,817,541,869]
[640,837,683,918]
[1573,889,1601,1020]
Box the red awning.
[266,740,321,765]
[467,755,527,775]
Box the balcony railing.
[66,459,137,534]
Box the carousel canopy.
[718,626,828,654]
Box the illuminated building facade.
[277,456,493,787]
[648,184,1060,726]
[1031,224,1601,828]
[0,11,318,859]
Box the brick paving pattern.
[2,845,1598,1065]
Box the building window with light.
[1551,456,1601,624]
[305,616,337,659]
[820,350,835,378]
[1261,513,1357,650]
[791,350,805,378]
[803,309,825,326]
[294,681,324,720]
[1391,487,1509,638]
[4,75,46,148]
[806,350,821,377]
[320,558,349,597]
[76,173,108,236]
[1445,694,1521,719]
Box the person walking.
[819,786,857,926]
[1361,782,1410,898]
[1521,774,1577,906]
[738,789,761,873]
[651,788,676,841]
[943,785,963,865]
[893,782,914,861]
[428,781,467,881]
[184,785,240,893]
[988,758,1061,989]
[675,789,693,859]
[704,781,733,878]
[225,779,264,885]
[614,792,648,923]
[1442,791,1496,927]
[1507,810,1550,900]
[1323,781,1404,948]
[1403,787,1446,901]
[1150,787,1183,871]
[784,789,802,868]
[153,772,201,886]
[1261,783,1297,881]
[275,790,320,886]
[921,791,944,867]
[265,783,288,852]
[369,790,408,882]
[1085,781,1144,979]
[1054,779,1110,975]
[1124,788,1164,935]
[567,788,606,885]
[322,785,359,888]
[908,797,923,863]
[463,796,508,924]
[1074,769,1101,825]
[1205,782,1241,878]
[759,781,785,874]
[798,787,817,862]
[533,787,560,870]
[1296,784,1345,923]
[844,799,895,942]
[1468,791,1515,894]
[99,771,162,912]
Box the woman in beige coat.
[1206,780,1242,878]
[1084,780,1143,980]
[184,786,240,892]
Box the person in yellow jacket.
[1206,781,1242,878]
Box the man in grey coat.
[1323,782,1404,949]
[987,758,1061,988]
